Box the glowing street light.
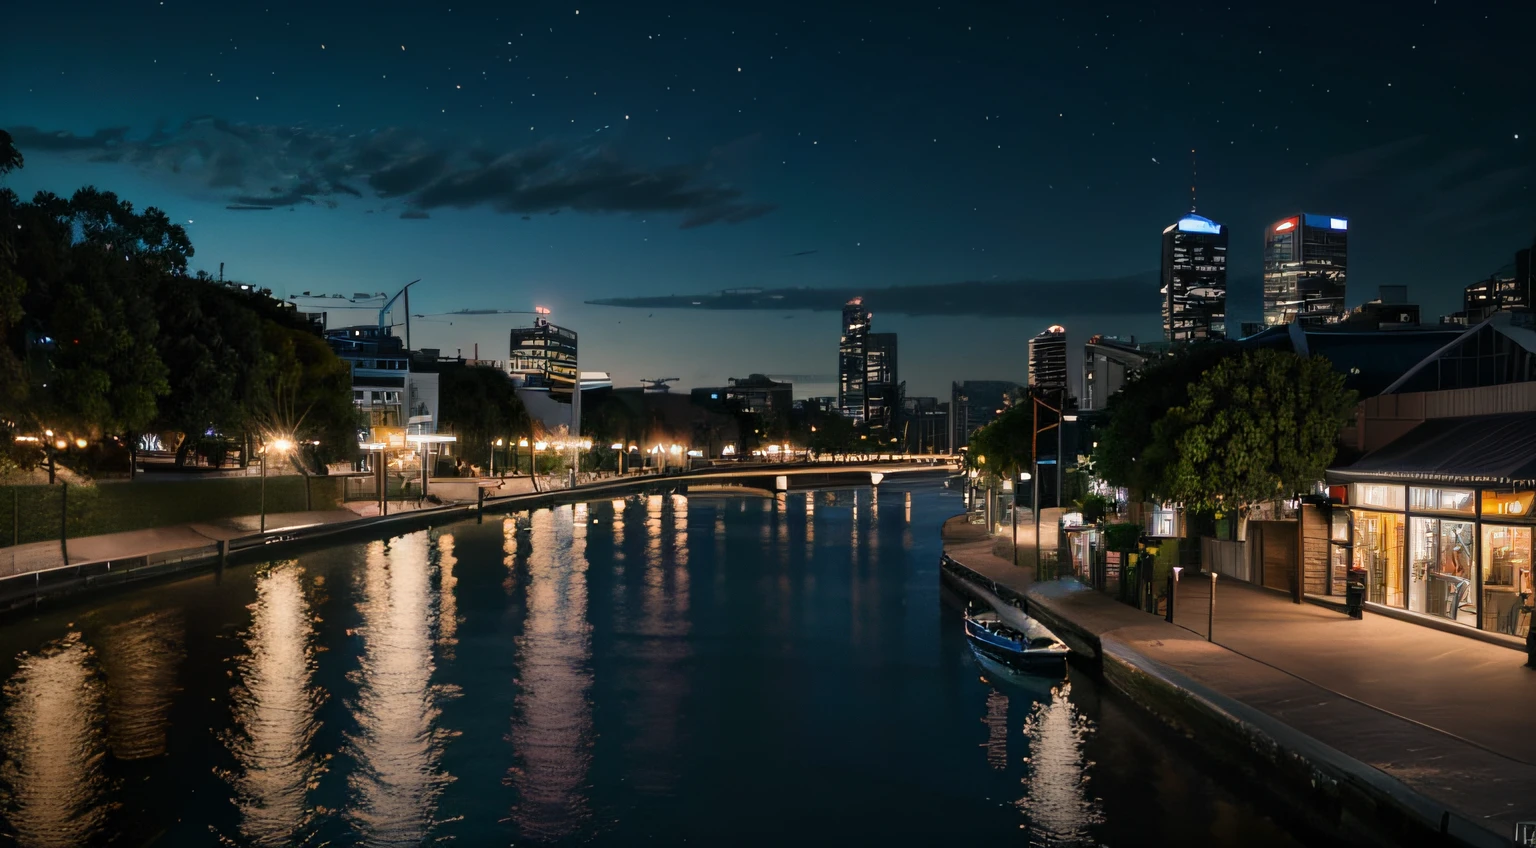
[260,436,295,533]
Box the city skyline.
[3,1,1530,398]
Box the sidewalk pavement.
[943,518,1536,843]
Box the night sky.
[4,1,1531,399]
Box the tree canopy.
[437,364,532,465]
[1090,341,1239,500]
[1158,349,1356,512]
[967,402,1033,483]
[1,140,359,472]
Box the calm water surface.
[0,483,1308,846]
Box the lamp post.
[492,438,503,477]
[611,443,625,475]
[518,437,530,476]
[260,437,294,532]
[406,434,458,504]
[1014,471,1032,566]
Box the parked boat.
[963,607,1069,673]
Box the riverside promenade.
[941,515,1536,848]
[0,461,953,609]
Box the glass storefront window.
[1480,525,1532,635]
[1481,490,1535,519]
[1353,484,1404,511]
[1355,511,1404,608]
[1408,487,1475,514]
[1408,517,1475,623]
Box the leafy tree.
[1159,349,1356,514]
[1091,341,1239,501]
[967,402,1034,485]
[0,130,21,177]
[152,277,266,464]
[249,319,358,471]
[437,363,531,467]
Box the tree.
[249,319,358,471]
[151,278,266,464]
[1091,341,1239,502]
[0,130,21,177]
[1159,349,1356,515]
[967,402,1033,485]
[436,363,531,468]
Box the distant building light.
[1176,215,1222,235]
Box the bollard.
[59,482,69,566]
[1208,571,1218,642]
[1167,567,1182,624]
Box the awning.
[1327,412,1536,487]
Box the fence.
[1,476,345,548]
[1202,537,1252,582]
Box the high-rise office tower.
[837,298,871,419]
[1161,214,1228,341]
[509,317,579,401]
[864,332,899,429]
[1028,325,1068,393]
[1263,214,1349,326]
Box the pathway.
[944,518,1536,846]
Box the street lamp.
[492,437,504,477]
[260,437,294,532]
[405,433,457,504]
[518,437,530,475]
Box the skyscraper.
[1263,214,1349,326]
[1028,325,1068,394]
[1161,213,1228,342]
[509,317,579,401]
[837,298,871,419]
[864,332,899,430]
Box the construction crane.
[641,378,679,392]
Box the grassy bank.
[0,476,344,546]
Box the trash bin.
[1345,564,1366,620]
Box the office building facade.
[1081,335,1161,411]
[838,298,871,419]
[950,380,1024,451]
[1263,213,1350,327]
[509,317,579,402]
[864,332,899,430]
[1160,214,1228,342]
[1028,325,1068,394]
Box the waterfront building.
[950,380,1024,451]
[901,396,950,454]
[1081,335,1162,411]
[838,298,871,419]
[864,332,900,430]
[691,374,794,442]
[509,317,579,402]
[1028,325,1068,394]
[325,325,410,432]
[1263,214,1350,327]
[1330,390,1536,638]
[1161,213,1228,342]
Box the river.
[0,481,1308,846]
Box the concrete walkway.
[2,462,957,582]
[943,519,1536,847]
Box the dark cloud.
[399,210,430,220]
[5,121,773,228]
[586,272,1211,318]
[9,126,131,152]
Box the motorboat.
[963,606,1069,673]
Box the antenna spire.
[1190,148,1198,213]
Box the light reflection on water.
[344,536,453,845]
[508,504,594,841]
[0,633,110,848]
[0,484,1305,847]
[223,561,325,846]
[100,609,183,761]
